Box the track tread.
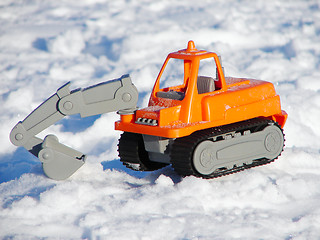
[171,118,284,179]
[118,132,168,171]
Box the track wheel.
[170,130,212,178]
[118,132,167,171]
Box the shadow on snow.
[101,159,183,184]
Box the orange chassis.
[116,41,287,139]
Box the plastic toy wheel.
[192,140,218,175]
[118,132,168,171]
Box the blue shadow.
[101,159,149,179]
[2,184,55,208]
[32,38,48,51]
[60,114,101,133]
[260,41,296,59]
[83,36,123,61]
[101,159,183,184]
[0,148,43,184]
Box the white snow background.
[1,0,320,239]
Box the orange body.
[115,41,287,138]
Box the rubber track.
[170,118,285,179]
[118,132,168,171]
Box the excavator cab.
[139,41,227,131]
[155,57,219,99]
[150,41,224,106]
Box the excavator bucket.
[39,135,86,180]
[10,75,138,180]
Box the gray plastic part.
[39,135,85,180]
[58,74,139,117]
[10,94,65,147]
[156,91,185,100]
[142,135,172,164]
[136,117,158,126]
[193,124,284,175]
[9,74,139,180]
[197,76,215,94]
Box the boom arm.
[10,74,138,180]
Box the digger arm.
[10,74,138,180]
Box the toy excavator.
[10,41,287,180]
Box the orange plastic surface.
[115,41,287,138]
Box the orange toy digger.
[10,41,287,180]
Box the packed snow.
[1,0,320,239]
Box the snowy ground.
[1,0,320,239]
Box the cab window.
[157,58,191,100]
[159,58,185,90]
[197,58,218,94]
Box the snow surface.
[1,0,320,239]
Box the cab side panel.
[202,80,282,124]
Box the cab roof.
[168,40,217,60]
